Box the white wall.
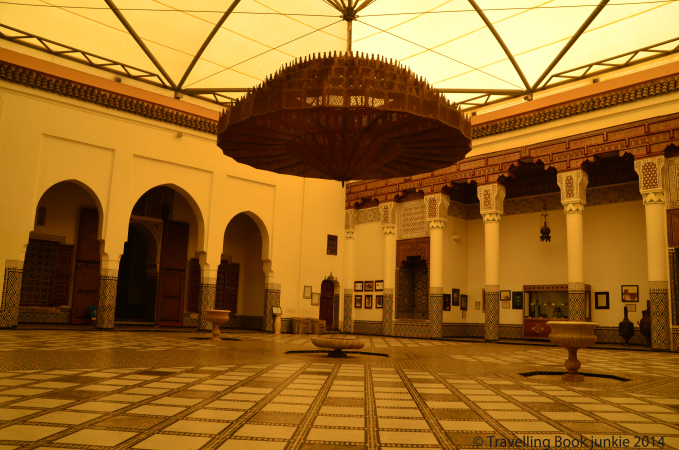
[353,221,384,321]
[0,81,346,321]
[442,216,468,323]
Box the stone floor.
[0,329,677,450]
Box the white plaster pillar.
[477,184,505,341]
[380,202,397,336]
[557,170,589,322]
[424,193,449,338]
[343,209,356,333]
[635,156,671,350]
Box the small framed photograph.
[303,285,312,299]
[443,294,451,311]
[502,301,511,309]
[452,288,460,306]
[375,280,384,291]
[500,290,511,302]
[272,306,282,315]
[627,303,637,312]
[462,310,466,319]
[376,295,383,308]
[595,292,610,309]
[311,292,320,306]
[475,301,481,310]
[512,291,523,310]
[460,294,468,311]
[364,281,374,292]
[354,295,362,308]
[354,281,363,292]
[364,294,373,308]
[622,285,638,302]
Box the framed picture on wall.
[364,295,373,308]
[311,292,320,306]
[354,281,363,292]
[375,280,384,291]
[460,294,468,311]
[354,295,362,308]
[622,285,638,302]
[364,281,374,292]
[303,285,312,299]
[502,301,511,309]
[462,311,466,319]
[443,294,451,311]
[475,301,481,310]
[595,292,610,309]
[376,295,383,308]
[452,288,460,306]
[627,303,637,312]
[512,291,523,310]
[500,290,511,302]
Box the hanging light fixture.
[540,210,551,242]
[217,0,472,183]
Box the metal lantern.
[217,52,472,183]
[540,211,551,242]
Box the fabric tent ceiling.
[1,0,677,110]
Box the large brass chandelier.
[217,0,472,182]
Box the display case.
[523,284,591,338]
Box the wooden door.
[319,279,334,328]
[72,209,100,324]
[223,263,239,313]
[156,221,189,326]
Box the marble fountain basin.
[311,336,365,357]
[205,309,231,341]
[547,321,598,381]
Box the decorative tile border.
[394,320,431,338]
[355,207,379,225]
[264,283,281,333]
[18,308,71,324]
[353,320,382,335]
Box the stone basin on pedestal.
[311,336,365,357]
[205,310,231,341]
[547,321,598,381]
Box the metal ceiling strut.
[531,0,609,91]
[467,0,531,91]
[177,0,242,90]
[103,0,177,89]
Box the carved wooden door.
[222,263,239,313]
[156,221,189,326]
[319,279,334,328]
[72,209,100,323]
[187,258,200,314]
[52,244,74,306]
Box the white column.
[635,156,671,350]
[477,184,505,341]
[557,170,589,322]
[343,209,356,333]
[424,194,449,338]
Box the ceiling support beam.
[103,0,177,89]
[177,0,242,90]
[467,0,531,91]
[532,0,609,90]
[436,88,524,95]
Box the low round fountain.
[205,310,231,341]
[547,321,598,381]
[311,336,365,357]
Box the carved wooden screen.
[187,258,201,314]
[20,239,58,306]
[156,221,189,326]
[72,209,100,324]
[52,244,74,306]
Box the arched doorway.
[319,279,334,328]
[396,256,429,320]
[218,213,265,329]
[115,186,199,326]
[19,181,102,325]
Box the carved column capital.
[424,193,450,223]
[344,209,357,232]
[635,155,666,205]
[428,219,446,229]
[345,230,355,239]
[382,225,395,234]
[379,202,397,226]
[557,170,588,213]
[477,184,505,216]
[482,213,502,223]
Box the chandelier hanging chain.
[323,0,378,52]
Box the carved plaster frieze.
[397,200,428,240]
[563,202,585,214]
[345,209,357,231]
[345,230,355,239]
[424,193,450,223]
[382,225,395,235]
[428,220,446,229]
[482,213,502,223]
[666,156,679,209]
[642,191,666,205]
[477,184,505,217]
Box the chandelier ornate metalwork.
[217,51,472,182]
